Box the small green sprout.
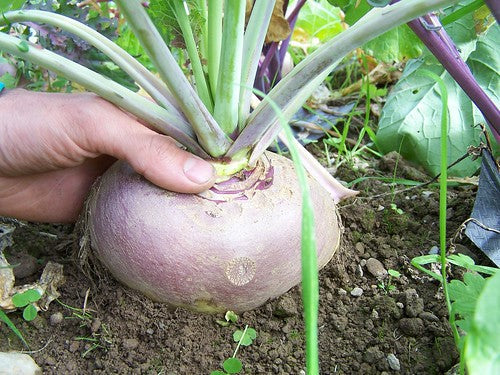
[390,203,404,215]
[12,289,42,321]
[211,325,257,374]
[378,269,401,293]
[216,310,239,327]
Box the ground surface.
[0,152,489,375]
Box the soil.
[0,151,491,375]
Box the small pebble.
[419,311,439,322]
[273,295,298,318]
[357,264,364,277]
[377,205,385,211]
[366,258,388,278]
[91,318,101,333]
[350,287,363,297]
[422,191,433,199]
[338,288,347,296]
[44,356,56,366]
[371,309,379,320]
[355,242,365,254]
[123,338,139,350]
[387,353,401,371]
[360,259,367,267]
[69,341,80,353]
[146,328,154,335]
[396,302,404,309]
[49,312,64,326]
[428,246,439,255]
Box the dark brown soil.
[1,153,487,374]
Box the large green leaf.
[363,24,423,62]
[328,0,423,61]
[464,271,500,375]
[376,23,499,177]
[0,0,25,13]
[295,0,344,43]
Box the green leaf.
[210,371,226,375]
[367,0,391,6]
[233,328,257,346]
[449,272,486,328]
[0,0,25,13]
[376,21,498,177]
[388,269,401,278]
[12,289,41,308]
[22,304,38,322]
[295,0,344,43]
[464,271,500,374]
[0,72,18,88]
[225,311,238,323]
[363,24,423,62]
[223,358,242,374]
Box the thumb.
[125,131,217,193]
[84,113,216,194]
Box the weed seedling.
[390,203,404,215]
[211,325,257,375]
[12,289,42,322]
[216,310,239,327]
[378,269,401,293]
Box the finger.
[0,156,115,223]
[76,100,216,193]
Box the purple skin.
[88,152,342,313]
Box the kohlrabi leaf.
[294,0,344,43]
[329,0,371,24]
[0,0,25,13]
[363,24,423,62]
[376,20,498,177]
[449,272,486,333]
[464,271,500,375]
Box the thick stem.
[208,0,223,99]
[228,0,461,159]
[172,0,213,111]
[484,0,500,23]
[0,32,209,158]
[407,14,500,142]
[115,0,231,157]
[1,10,184,119]
[213,0,246,135]
[238,0,276,131]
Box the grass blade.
[254,88,319,374]
[0,310,28,348]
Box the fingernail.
[183,156,215,184]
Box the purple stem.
[258,0,307,82]
[484,0,500,23]
[279,0,307,64]
[407,13,500,142]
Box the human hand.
[0,89,215,223]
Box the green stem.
[172,0,213,111]
[213,0,246,135]
[229,0,460,159]
[420,70,461,347]
[207,0,223,99]
[196,0,209,61]
[238,0,276,131]
[1,10,183,117]
[0,32,208,158]
[115,0,231,157]
[255,88,319,374]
